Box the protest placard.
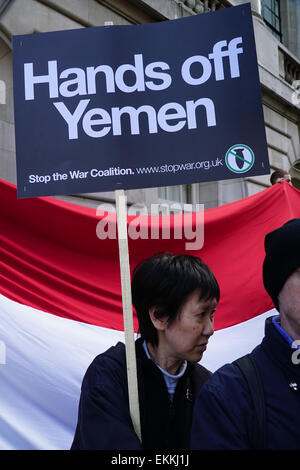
[13,3,269,199]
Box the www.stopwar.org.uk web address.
[88,158,224,178]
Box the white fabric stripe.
[0,294,276,449]
[0,294,124,450]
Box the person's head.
[131,252,220,363]
[263,219,300,339]
[289,159,300,191]
[270,169,291,185]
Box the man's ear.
[149,307,168,331]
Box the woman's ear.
[149,307,168,331]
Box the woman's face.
[160,289,217,364]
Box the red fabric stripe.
[1,179,300,330]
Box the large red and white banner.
[0,179,299,449]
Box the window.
[262,0,282,42]
[158,184,189,204]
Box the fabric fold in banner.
[1,179,300,449]
[1,179,299,330]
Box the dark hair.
[270,169,289,185]
[131,252,220,346]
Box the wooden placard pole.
[105,18,141,442]
[115,188,142,443]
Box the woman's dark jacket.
[71,337,211,450]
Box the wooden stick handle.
[115,189,142,443]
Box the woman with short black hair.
[71,252,219,450]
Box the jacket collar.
[262,316,300,377]
[135,336,193,377]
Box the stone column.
[250,0,262,17]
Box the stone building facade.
[0,0,299,211]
